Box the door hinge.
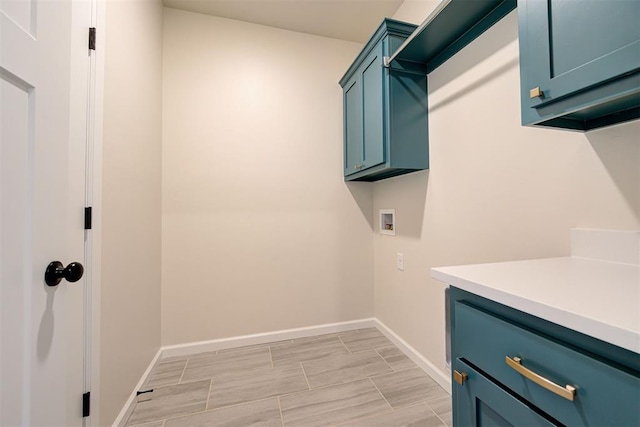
[84,207,92,230]
[89,27,96,51]
[82,392,90,417]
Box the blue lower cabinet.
[339,19,428,182]
[454,359,557,427]
[518,0,640,131]
[450,287,640,427]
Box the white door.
[1,0,90,425]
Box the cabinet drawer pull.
[506,356,576,401]
[453,370,468,385]
[529,87,543,99]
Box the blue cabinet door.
[343,75,363,176]
[360,43,385,171]
[343,43,384,176]
[518,0,640,130]
[454,359,557,427]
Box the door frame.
[85,0,105,424]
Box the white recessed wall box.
[379,209,395,236]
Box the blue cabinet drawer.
[455,301,640,426]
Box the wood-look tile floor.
[125,328,452,427]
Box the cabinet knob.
[355,163,364,170]
[453,370,468,385]
[529,87,543,99]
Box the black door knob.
[45,261,84,287]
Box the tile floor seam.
[205,378,214,411]
[336,402,436,427]
[125,381,212,426]
[277,378,392,426]
[300,362,312,390]
[348,345,379,354]
[427,396,452,409]
[428,396,453,423]
[376,345,396,351]
[422,404,448,427]
[371,365,421,379]
[204,395,284,417]
[183,395,282,419]
[148,376,211,391]
[338,335,352,354]
[333,407,396,427]
[123,399,138,426]
[161,407,209,425]
[277,396,285,427]
[275,376,365,400]
[368,377,394,411]
[126,329,452,425]
[374,348,396,372]
[366,402,443,427]
[177,359,189,384]
[433,411,449,427]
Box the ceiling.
[162,0,405,43]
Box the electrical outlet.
[397,253,404,271]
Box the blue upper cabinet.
[518,0,640,131]
[340,19,429,182]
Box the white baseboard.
[161,318,378,359]
[113,317,450,425]
[112,348,162,427]
[374,319,452,394]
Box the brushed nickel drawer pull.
[506,356,576,401]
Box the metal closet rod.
[383,0,452,68]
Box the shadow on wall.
[429,57,518,113]
[346,181,375,229]
[396,170,429,238]
[375,170,429,239]
[428,10,518,93]
[586,121,640,223]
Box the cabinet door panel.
[521,0,640,108]
[361,44,384,170]
[343,77,362,176]
[454,359,558,427]
[549,0,638,77]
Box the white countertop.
[431,256,640,354]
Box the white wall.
[374,0,640,379]
[161,9,373,346]
[100,0,163,424]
